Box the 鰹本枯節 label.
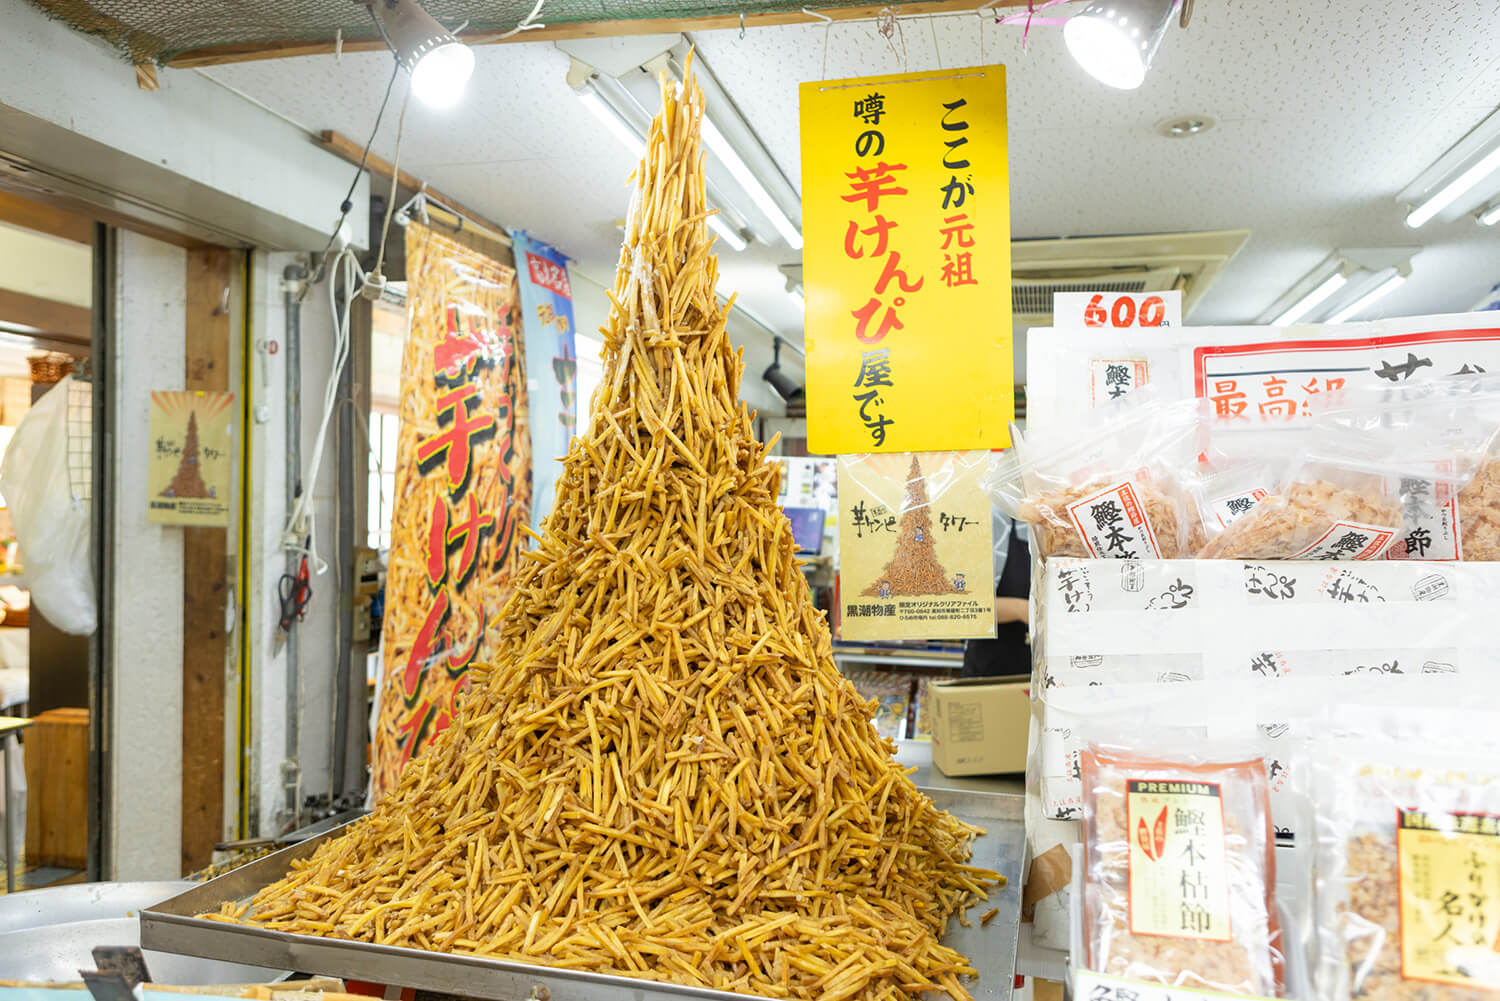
[1290,521,1398,560]
[1127,779,1231,941]
[1065,481,1163,559]
[1388,477,1462,562]
[1397,808,1500,988]
[1090,358,1151,404]
[1210,488,1269,529]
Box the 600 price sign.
[1054,290,1182,330]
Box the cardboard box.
[929,677,1030,776]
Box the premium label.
[1127,779,1232,941]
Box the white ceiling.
[199,0,1500,352]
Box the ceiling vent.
[1010,230,1250,323]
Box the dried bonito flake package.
[985,393,1205,560]
[1195,375,1500,562]
[1081,744,1284,996]
[1317,377,1500,563]
[1310,741,1500,1001]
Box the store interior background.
[0,0,1496,889]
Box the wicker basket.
[28,352,75,384]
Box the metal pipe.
[87,221,113,881]
[281,264,305,829]
[331,301,355,800]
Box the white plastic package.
[1081,740,1285,996]
[985,393,1205,560]
[1310,739,1500,1001]
[0,377,96,634]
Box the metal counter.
[141,783,1024,1001]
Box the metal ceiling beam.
[161,0,1034,68]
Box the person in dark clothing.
[961,518,1031,678]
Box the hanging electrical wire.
[282,247,360,573]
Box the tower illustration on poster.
[147,390,233,526]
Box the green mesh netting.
[28,0,863,65]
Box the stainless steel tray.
[142,787,1024,1001]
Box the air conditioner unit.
[1010,230,1250,323]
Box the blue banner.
[511,230,578,527]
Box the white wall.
[0,0,368,251]
[244,252,346,836]
[107,231,186,880]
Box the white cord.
[282,246,360,574]
[370,87,411,282]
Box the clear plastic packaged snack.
[986,393,1205,560]
[1310,740,1500,1001]
[1195,458,1404,561]
[1080,743,1283,996]
[1314,376,1500,562]
[1458,442,1500,561]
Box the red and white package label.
[1209,488,1269,529]
[1089,358,1150,405]
[1064,481,1163,559]
[1193,327,1500,421]
[1290,521,1399,561]
[1387,477,1462,562]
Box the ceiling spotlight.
[370,0,474,109]
[1064,0,1176,91]
[1479,201,1500,226]
[1157,114,1215,138]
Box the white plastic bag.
[0,377,96,634]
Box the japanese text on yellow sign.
[1398,808,1500,988]
[801,65,1012,454]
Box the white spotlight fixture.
[1327,271,1407,324]
[371,0,474,109]
[1478,201,1500,226]
[1400,106,1500,228]
[1063,0,1176,91]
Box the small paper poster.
[147,390,233,526]
[837,450,994,641]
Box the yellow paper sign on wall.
[147,390,233,526]
[801,65,1013,454]
[837,450,994,641]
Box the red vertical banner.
[373,225,532,800]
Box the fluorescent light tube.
[577,89,644,157]
[706,214,748,252]
[1328,273,1406,323]
[1480,202,1500,226]
[700,117,803,250]
[790,287,805,308]
[1273,272,1348,326]
[1406,144,1500,228]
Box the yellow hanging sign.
[800,65,1013,454]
